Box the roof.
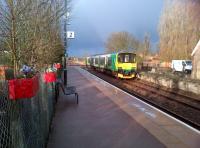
[89,50,136,57]
[191,39,200,56]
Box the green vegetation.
[4,69,14,80]
[0,53,12,66]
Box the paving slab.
[77,67,200,148]
[47,67,166,148]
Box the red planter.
[54,63,61,69]
[8,75,39,100]
[43,72,56,83]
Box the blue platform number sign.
[67,31,75,39]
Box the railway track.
[84,67,200,130]
[124,80,200,110]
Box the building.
[191,40,200,79]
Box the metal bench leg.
[75,93,78,104]
[55,83,60,102]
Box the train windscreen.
[118,53,136,63]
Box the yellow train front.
[115,52,137,79]
[86,52,137,79]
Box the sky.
[67,0,164,57]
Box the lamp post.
[63,0,67,86]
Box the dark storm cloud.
[68,0,164,56]
[69,17,104,49]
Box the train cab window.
[124,55,129,63]
[118,53,136,63]
[118,56,123,63]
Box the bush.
[5,69,14,80]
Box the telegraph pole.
[64,0,67,86]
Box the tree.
[158,0,200,62]
[0,0,70,76]
[105,32,140,53]
[138,33,151,59]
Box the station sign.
[67,31,75,39]
[64,12,70,19]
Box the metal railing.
[0,75,57,148]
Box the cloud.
[68,0,164,56]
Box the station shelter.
[192,39,200,79]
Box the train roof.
[87,51,136,57]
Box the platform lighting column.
[64,0,67,86]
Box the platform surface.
[47,67,200,148]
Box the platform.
[47,66,200,148]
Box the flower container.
[8,75,39,100]
[43,72,57,83]
[54,63,61,69]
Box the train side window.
[108,57,112,66]
[100,57,105,65]
[105,57,108,65]
[102,57,105,65]
[95,58,99,65]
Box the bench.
[55,79,78,104]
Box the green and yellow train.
[86,51,137,79]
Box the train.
[86,51,137,79]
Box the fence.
[0,75,57,148]
[137,62,171,73]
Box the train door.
[105,56,108,68]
